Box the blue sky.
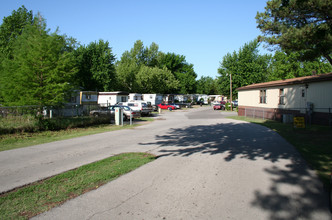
[1,0,269,79]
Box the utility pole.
[230,72,233,111]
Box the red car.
[157,103,176,110]
[213,103,225,110]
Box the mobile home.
[98,91,129,106]
[237,73,332,125]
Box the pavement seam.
[86,177,157,220]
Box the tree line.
[0,2,331,106]
[0,6,199,107]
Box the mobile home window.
[279,89,285,105]
[70,96,76,103]
[259,89,266,104]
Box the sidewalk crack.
[87,179,155,220]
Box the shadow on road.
[140,122,330,219]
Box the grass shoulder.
[0,152,156,219]
[228,116,332,187]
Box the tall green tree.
[0,5,34,59]
[196,76,218,95]
[115,51,140,92]
[267,50,332,81]
[145,42,160,67]
[116,41,197,94]
[256,0,332,64]
[136,66,179,93]
[217,40,271,98]
[116,40,145,92]
[74,40,116,91]
[0,5,34,103]
[116,40,163,92]
[1,18,77,106]
[158,52,197,94]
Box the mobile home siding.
[239,82,332,113]
[307,81,332,112]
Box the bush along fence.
[0,104,111,134]
[237,106,332,127]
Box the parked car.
[232,100,238,107]
[157,103,176,110]
[213,104,225,110]
[169,103,181,109]
[178,103,192,108]
[145,102,154,114]
[109,105,141,121]
[89,106,113,117]
[118,101,153,116]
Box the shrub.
[225,103,231,111]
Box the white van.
[118,101,153,116]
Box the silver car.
[110,105,141,121]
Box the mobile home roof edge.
[237,72,332,91]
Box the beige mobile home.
[237,73,332,125]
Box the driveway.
[1,107,330,219]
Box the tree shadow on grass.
[140,122,330,219]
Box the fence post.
[329,107,331,127]
[263,109,264,120]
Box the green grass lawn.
[229,116,332,187]
[0,152,155,219]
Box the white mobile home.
[187,94,197,103]
[209,95,225,103]
[196,94,209,104]
[237,73,332,125]
[98,91,129,106]
[163,94,174,103]
[129,93,143,101]
[174,94,189,103]
[143,94,163,106]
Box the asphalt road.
[1,107,330,219]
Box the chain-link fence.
[0,104,112,134]
[238,107,332,126]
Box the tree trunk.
[323,53,332,66]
